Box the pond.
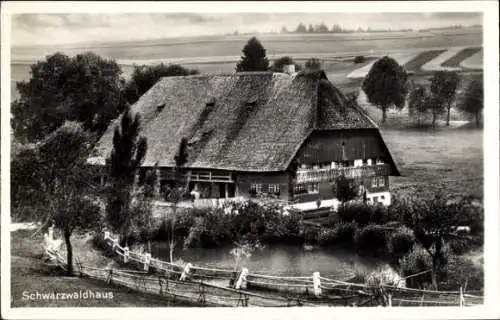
[150,242,386,280]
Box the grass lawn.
[402,49,446,73]
[9,229,189,307]
[382,128,483,198]
[441,47,482,68]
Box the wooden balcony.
[295,164,390,184]
[160,170,234,183]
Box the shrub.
[337,202,388,226]
[317,221,358,247]
[387,226,415,259]
[398,245,433,289]
[353,56,365,64]
[355,224,388,255]
[440,255,483,291]
[337,202,373,226]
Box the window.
[371,178,378,188]
[378,177,385,187]
[307,183,319,194]
[294,183,318,195]
[249,184,262,196]
[380,195,385,200]
[268,184,280,194]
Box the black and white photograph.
[1,1,499,319]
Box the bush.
[337,202,388,226]
[180,200,303,248]
[337,202,372,226]
[387,226,415,259]
[316,221,358,247]
[399,245,433,289]
[440,256,483,291]
[355,224,388,255]
[353,56,365,64]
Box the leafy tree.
[426,93,446,127]
[305,58,322,71]
[236,37,270,72]
[429,71,460,126]
[394,191,480,289]
[361,56,409,124]
[270,56,302,72]
[331,24,343,33]
[164,137,189,262]
[336,175,359,207]
[295,23,307,33]
[11,52,126,143]
[459,79,483,127]
[307,24,315,33]
[280,26,288,34]
[125,63,199,104]
[315,23,329,33]
[106,106,147,247]
[12,122,101,276]
[408,83,429,127]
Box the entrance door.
[218,183,225,199]
[227,183,235,198]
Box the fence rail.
[42,231,483,307]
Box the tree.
[361,56,409,124]
[305,58,322,71]
[124,63,199,104]
[270,56,302,72]
[164,137,189,262]
[307,24,315,33]
[429,71,460,126]
[236,37,270,72]
[315,23,329,33]
[295,23,307,33]
[280,26,288,34]
[426,93,446,127]
[331,24,343,33]
[459,79,483,128]
[12,122,101,276]
[11,52,126,143]
[336,175,359,208]
[408,83,429,127]
[394,191,479,289]
[106,106,148,247]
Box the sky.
[11,12,482,47]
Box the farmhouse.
[88,70,400,210]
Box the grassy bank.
[10,229,188,307]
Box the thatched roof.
[89,71,396,173]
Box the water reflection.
[150,242,383,279]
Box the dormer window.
[246,96,258,110]
[206,98,216,109]
[156,103,166,113]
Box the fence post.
[123,247,129,264]
[235,268,249,290]
[180,263,192,281]
[106,269,113,285]
[144,253,151,272]
[112,236,119,250]
[312,271,322,297]
[459,286,465,307]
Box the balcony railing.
[295,164,390,184]
[160,170,234,183]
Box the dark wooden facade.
[150,128,395,205]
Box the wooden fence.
[42,232,484,307]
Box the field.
[383,128,483,198]
[9,27,482,102]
